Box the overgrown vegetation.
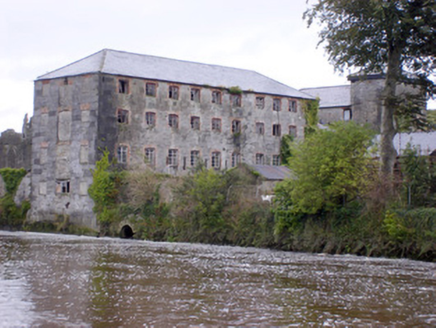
[0,168,30,229]
[273,122,436,261]
[88,150,125,235]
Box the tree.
[276,121,376,215]
[304,0,436,179]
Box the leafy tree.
[305,0,436,178]
[276,121,376,215]
[302,98,320,136]
[88,150,124,230]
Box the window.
[343,109,352,121]
[273,124,281,136]
[168,114,179,128]
[273,98,281,111]
[167,149,178,167]
[289,125,297,138]
[256,122,264,135]
[145,147,155,166]
[191,116,200,130]
[118,79,129,94]
[212,118,221,132]
[117,109,129,124]
[231,94,241,107]
[231,152,241,168]
[145,112,156,126]
[146,82,156,97]
[191,88,200,102]
[190,150,200,167]
[255,153,265,165]
[117,145,128,164]
[289,100,297,112]
[169,85,179,100]
[232,120,241,134]
[56,180,70,194]
[256,96,265,109]
[212,90,222,104]
[272,155,281,166]
[211,151,221,169]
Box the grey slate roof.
[393,131,436,156]
[38,49,313,99]
[300,85,351,108]
[248,164,293,181]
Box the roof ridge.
[300,85,350,91]
[37,49,106,80]
[103,48,259,75]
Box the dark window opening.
[56,180,70,194]
[212,91,222,104]
[118,79,129,94]
[212,118,221,132]
[231,94,241,107]
[145,147,155,166]
[232,120,241,134]
[256,122,264,135]
[168,114,179,128]
[289,100,297,112]
[273,98,281,111]
[191,116,200,130]
[191,88,200,102]
[169,86,179,100]
[190,150,200,167]
[117,109,129,124]
[145,112,156,126]
[146,82,156,97]
[273,124,281,136]
[167,149,178,167]
[255,153,264,165]
[211,152,221,169]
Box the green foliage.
[279,135,294,166]
[275,121,376,215]
[228,86,242,95]
[174,168,229,243]
[0,168,27,194]
[399,144,436,207]
[304,0,436,85]
[88,151,124,230]
[427,110,436,130]
[383,208,436,260]
[302,98,320,136]
[0,168,29,228]
[0,195,29,227]
[305,0,436,177]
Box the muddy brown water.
[0,231,435,327]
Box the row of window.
[118,78,298,111]
[117,109,298,137]
[117,146,281,168]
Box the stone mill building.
[27,49,313,228]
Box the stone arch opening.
[120,225,134,239]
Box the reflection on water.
[0,231,435,327]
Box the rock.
[0,174,5,198]
[14,173,31,206]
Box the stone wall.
[99,74,305,174]
[28,75,99,229]
[0,126,31,170]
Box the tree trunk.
[380,46,401,182]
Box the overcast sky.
[1,0,433,134]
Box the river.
[0,231,435,327]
